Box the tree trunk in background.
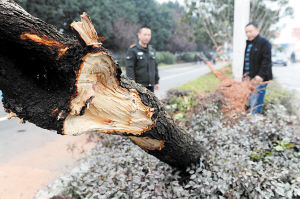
[0,0,204,170]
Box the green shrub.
[156,51,176,65]
[180,52,196,62]
[48,88,300,199]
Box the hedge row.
[156,51,200,65]
[114,51,201,67]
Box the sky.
[157,0,184,4]
[276,0,300,44]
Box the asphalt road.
[156,62,223,99]
[0,117,57,163]
[272,62,300,97]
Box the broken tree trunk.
[0,0,203,170]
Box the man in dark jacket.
[244,22,272,114]
[126,26,159,92]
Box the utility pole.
[232,0,250,81]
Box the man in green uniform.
[125,26,159,92]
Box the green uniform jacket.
[125,42,159,87]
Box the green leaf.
[173,112,184,121]
[285,143,294,149]
[274,145,284,151]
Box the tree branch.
[0,0,204,170]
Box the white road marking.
[161,68,208,81]
[160,65,197,72]
[0,117,7,122]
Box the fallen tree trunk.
[0,0,203,170]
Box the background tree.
[250,0,294,39]
[109,18,139,52]
[128,0,175,51]
[165,2,196,53]
[183,0,234,50]
[15,0,182,52]
[183,0,293,50]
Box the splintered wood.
[63,12,155,135]
[71,12,102,48]
[64,52,154,135]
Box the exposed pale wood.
[64,52,154,135]
[71,12,101,48]
[129,136,165,151]
[18,118,24,124]
[7,112,17,120]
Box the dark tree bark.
[0,0,204,170]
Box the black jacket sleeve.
[154,52,159,84]
[258,41,272,81]
[125,48,136,80]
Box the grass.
[121,62,188,71]
[158,63,169,67]
[265,80,294,103]
[264,80,300,116]
[158,61,194,67]
[177,65,232,93]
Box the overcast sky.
[157,0,184,4]
[277,0,300,43]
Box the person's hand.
[155,84,159,90]
[254,75,263,82]
[243,75,250,81]
[251,75,263,86]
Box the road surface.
[272,62,300,97]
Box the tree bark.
[0,0,204,170]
